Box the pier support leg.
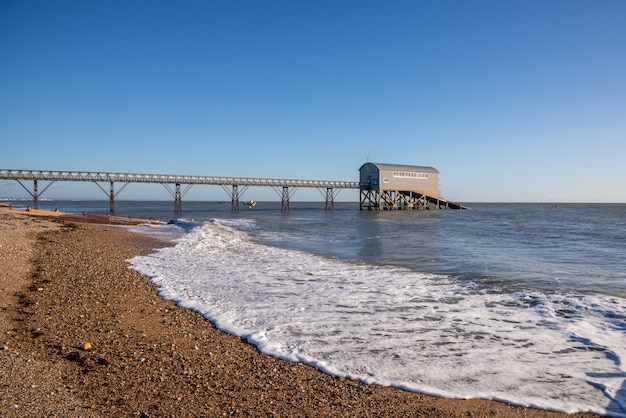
[174,183,182,212]
[325,187,334,211]
[110,182,115,213]
[33,179,38,209]
[162,183,192,213]
[231,185,240,213]
[272,186,296,212]
[94,181,129,213]
[221,184,247,213]
[359,189,376,210]
[15,179,55,209]
[281,186,290,212]
[359,190,457,210]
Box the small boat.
[242,200,256,207]
[217,201,228,204]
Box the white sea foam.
[129,219,626,416]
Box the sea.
[31,200,626,416]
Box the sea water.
[36,201,626,416]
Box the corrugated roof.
[360,163,439,173]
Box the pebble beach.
[0,210,599,417]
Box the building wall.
[359,163,440,197]
[359,163,380,190]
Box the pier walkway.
[0,169,359,212]
[1,169,466,212]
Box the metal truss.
[0,169,359,188]
[359,189,467,210]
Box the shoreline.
[0,204,167,226]
[0,211,598,417]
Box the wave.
[129,219,626,416]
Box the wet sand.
[0,211,598,417]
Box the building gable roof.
[359,163,439,173]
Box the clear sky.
[2,0,625,203]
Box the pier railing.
[0,169,359,212]
[0,169,359,188]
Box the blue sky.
[2,0,625,202]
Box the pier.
[0,168,467,212]
[0,169,359,213]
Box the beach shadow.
[583,343,626,416]
[586,371,626,416]
[570,332,626,416]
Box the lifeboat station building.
[359,163,466,210]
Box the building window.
[392,171,429,179]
